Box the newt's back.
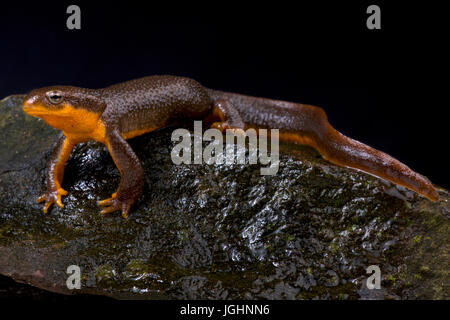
[100,75,212,134]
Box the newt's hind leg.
[207,99,245,134]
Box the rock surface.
[0,95,448,299]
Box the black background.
[0,1,448,188]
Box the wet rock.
[0,95,448,299]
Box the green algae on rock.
[0,95,448,299]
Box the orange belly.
[122,127,158,140]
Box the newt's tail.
[207,89,439,202]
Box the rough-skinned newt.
[22,75,439,218]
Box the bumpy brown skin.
[22,75,439,218]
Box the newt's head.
[23,86,106,134]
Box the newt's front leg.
[98,129,143,219]
[37,134,74,213]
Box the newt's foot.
[211,121,231,132]
[37,188,68,213]
[211,122,246,137]
[98,193,131,219]
[227,128,246,137]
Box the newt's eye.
[46,90,64,104]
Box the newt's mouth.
[22,102,51,117]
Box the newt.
[22,75,439,218]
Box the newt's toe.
[210,122,231,132]
[211,122,247,137]
[43,201,52,214]
[227,128,246,137]
[99,205,118,215]
[98,198,114,206]
[98,192,117,206]
[121,208,130,219]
